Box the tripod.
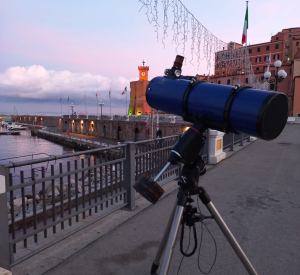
[151,160,258,275]
[134,121,258,275]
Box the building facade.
[211,27,300,116]
[128,62,151,115]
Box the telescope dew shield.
[146,77,288,140]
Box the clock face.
[141,72,146,77]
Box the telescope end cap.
[256,93,288,141]
[133,175,164,204]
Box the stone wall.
[65,117,191,142]
[17,115,62,127]
[17,115,191,142]
[62,117,190,141]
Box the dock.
[0,131,21,135]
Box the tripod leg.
[158,189,187,275]
[151,200,178,275]
[198,188,258,275]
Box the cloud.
[0,65,137,101]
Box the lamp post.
[264,60,287,92]
[70,103,75,116]
[99,100,104,118]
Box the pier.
[0,132,20,135]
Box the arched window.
[103,125,106,138]
[135,128,139,142]
[117,126,121,141]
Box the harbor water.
[0,127,87,198]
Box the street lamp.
[70,103,75,115]
[99,100,104,118]
[264,60,287,91]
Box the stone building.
[128,61,151,115]
[210,27,300,116]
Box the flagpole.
[61,100,62,116]
[244,1,248,85]
[85,92,87,115]
[68,96,69,117]
[110,89,111,117]
[126,90,127,115]
[97,95,98,117]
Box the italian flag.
[242,5,248,45]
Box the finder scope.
[146,55,288,140]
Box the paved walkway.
[12,125,300,275]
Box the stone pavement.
[13,124,300,275]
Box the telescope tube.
[146,77,288,140]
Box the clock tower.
[128,61,151,115]
[138,60,149,81]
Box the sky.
[0,0,299,115]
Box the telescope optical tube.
[146,77,288,140]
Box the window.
[266,46,269,51]
[273,54,279,60]
[275,44,279,49]
[256,67,259,71]
[264,56,269,61]
[296,42,299,46]
[261,76,264,81]
[222,72,225,75]
[249,58,252,63]
[217,73,219,75]
[227,79,230,85]
[276,37,279,40]
[249,49,252,54]
[218,81,221,84]
[270,84,275,90]
[245,78,248,84]
[256,57,261,62]
[257,47,261,52]
[222,63,225,67]
[211,81,213,83]
[217,64,220,68]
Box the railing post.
[0,166,11,270]
[240,133,244,146]
[123,142,136,211]
[230,133,234,151]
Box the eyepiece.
[172,55,184,70]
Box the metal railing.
[223,133,250,151]
[0,132,252,269]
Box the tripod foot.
[151,262,159,275]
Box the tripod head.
[134,120,207,203]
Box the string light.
[139,0,269,90]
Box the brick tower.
[128,61,151,115]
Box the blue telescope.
[146,55,288,140]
